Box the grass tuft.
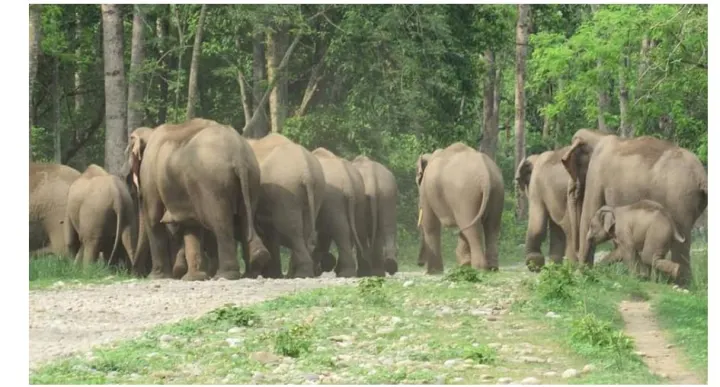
[443,265,485,283]
[29,255,132,289]
[273,323,314,358]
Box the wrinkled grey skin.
[247,133,326,279]
[415,142,505,274]
[352,155,399,276]
[30,162,81,256]
[123,118,270,281]
[311,147,371,277]
[514,146,579,272]
[64,164,137,269]
[561,128,708,286]
[587,200,684,280]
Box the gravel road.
[29,273,369,370]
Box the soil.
[619,300,703,385]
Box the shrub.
[274,323,314,358]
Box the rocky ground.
[29,272,394,369]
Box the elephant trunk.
[107,183,124,267]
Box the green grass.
[32,267,663,385]
[29,254,134,290]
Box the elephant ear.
[126,129,150,194]
[415,153,431,186]
[560,138,584,182]
[514,156,535,196]
[600,207,616,235]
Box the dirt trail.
[619,300,703,385]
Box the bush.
[358,277,389,305]
[570,313,634,355]
[204,305,258,329]
[443,265,485,283]
[462,345,498,364]
[274,323,314,358]
[536,262,576,302]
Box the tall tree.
[156,13,169,125]
[101,4,128,175]
[186,4,208,120]
[514,4,530,219]
[29,4,42,159]
[480,50,499,160]
[248,31,268,138]
[52,57,61,163]
[590,4,610,133]
[127,5,147,134]
[266,22,289,133]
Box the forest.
[29,3,708,237]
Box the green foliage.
[273,323,314,358]
[443,265,485,283]
[570,313,635,354]
[535,262,576,302]
[462,345,498,365]
[29,255,131,289]
[357,276,388,305]
[203,305,258,328]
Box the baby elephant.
[586,200,684,280]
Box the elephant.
[246,133,326,279]
[415,142,505,274]
[311,147,370,277]
[30,162,81,256]
[64,164,137,269]
[123,118,270,281]
[515,146,579,272]
[561,128,708,286]
[351,155,399,275]
[586,200,684,281]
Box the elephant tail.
[235,162,257,244]
[458,175,491,232]
[369,191,378,253]
[108,182,124,267]
[347,179,364,256]
[671,219,686,243]
[304,172,318,250]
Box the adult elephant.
[246,133,326,279]
[415,142,505,274]
[124,118,270,281]
[65,164,136,268]
[30,162,81,256]
[311,147,370,277]
[515,146,580,272]
[561,128,708,286]
[352,155,399,276]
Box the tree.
[101,4,128,175]
[266,22,289,133]
[186,4,208,120]
[514,4,530,219]
[29,4,42,159]
[127,5,147,134]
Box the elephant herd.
[29,119,707,287]
[29,118,400,281]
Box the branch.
[237,70,253,121]
[242,32,302,135]
[62,95,106,163]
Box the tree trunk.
[127,5,147,135]
[492,66,502,145]
[248,32,268,138]
[295,40,327,118]
[618,56,631,138]
[480,50,498,160]
[157,15,169,125]
[186,4,207,120]
[590,4,610,133]
[237,71,253,123]
[101,4,128,175]
[266,24,289,133]
[542,84,552,139]
[29,4,42,159]
[73,9,87,170]
[514,4,530,220]
[172,4,185,122]
[52,58,62,163]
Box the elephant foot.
[384,259,398,275]
[213,270,242,281]
[371,269,387,278]
[525,253,545,273]
[426,267,444,275]
[249,247,272,271]
[173,265,188,279]
[262,269,284,279]
[288,262,315,279]
[181,271,210,281]
[335,268,357,278]
[315,252,337,272]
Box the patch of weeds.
[203,304,258,329]
[570,313,634,356]
[443,265,485,283]
[29,254,132,288]
[536,262,576,302]
[462,344,497,365]
[358,277,388,304]
[274,323,314,358]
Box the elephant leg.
[548,221,566,265]
[146,218,173,280]
[46,214,68,256]
[670,232,692,287]
[483,210,502,271]
[173,245,188,279]
[180,226,209,281]
[313,231,335,274]
[287,238,315,279]
[64,219,80,261]
[597,245,625,265]
[462,223,489,271]
[202,229,219,278]
[641,245,680,281]
[212,224,242,281]
[370,239,386,277]
[82,239,101,268]
[577,187,605,267]
[261,228,283,279]
[455,234,471,266]
[419,210,443,275]
[329,219,356,278]
[525,199,548,272]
